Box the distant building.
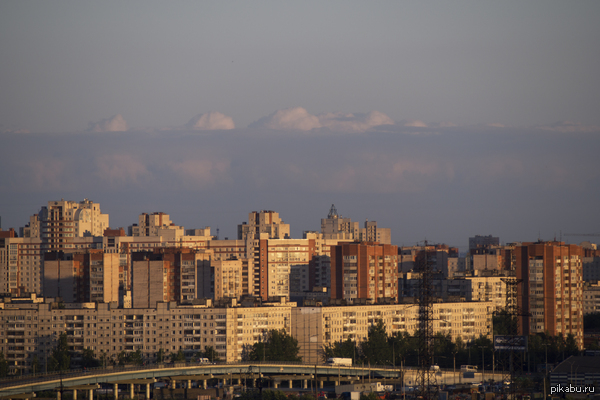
[469,235,500,250]
[237,210,290,240]
[131,248,211,308]
[320,204,391,244]
[516,241,584,348]
[331,242,399,303]
[43,250,119,303]
[583,281,600,315]
[128,212,184,237]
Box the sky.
[1,1,599,250]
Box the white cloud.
[402,119,428,128]
[169,158,231,186]
[185,111,235,130]
[317,111,395,132]
[249,107,321,131]
[88,114,128,132]
[249,107,395,132]
[95,154,148,186]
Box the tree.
[156,348,165,363]
[248,329,301,362]
[31,355,40,374]
[323,337,358,363]
[48,333,71,372]
[202,346,221,362]
[170,350,186,363]
[361,320,390,365]
[81,349,101,369]
[0,352,9,377]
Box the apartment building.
[583,281,600,315]
[331,242,399,303]
[0,297,294,374]
[516,241,584,348]
[320,205,391,244]
[131,248,212,308]
[398,244,459,278]
[43,250,119,303]
[237,210,290,241]
[128,212,185,238]
[400,272,507,311]
[292,301,492,364]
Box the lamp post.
[477,345,485,387]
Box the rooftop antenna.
[216,226,219,240]
[327,204,339,219]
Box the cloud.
[534,121,600,133]
[317,111,395,132]
[402,119,428,128]
[88,114,128,132]
[0,126,30,134]
[185,111,235,130]
[249,107,322,131]
[95,154,149,186]
[249,107,395,132]
[169,158,231,186]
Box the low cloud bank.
[88,115,128,132]
[249,107,395,132]
[185,112,235,130]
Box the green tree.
[323,336,358,363]
[170,350,186,363]
[31,355,40,374]
[48,333,71,372]
[81,348,101,368]
[361,320,390,365]
[202,346,221,362]
[493,310,518,336]
[156,348,165,363]
[248,329,301,362]
[0,352,9,377]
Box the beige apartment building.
[292,301,493,364]
[0,297,294,375]
[583,281,600,315]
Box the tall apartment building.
[399,244,459,278]
[469,235,500,250]
[321,204,359,240]
[128,212,184,238]
[1,199,109,295]
[516,241,584,348]
[469,246,504,274]
[131,248,211,308]
[361,220,391,245]
[331,242,399,303]
[320,205,391,244]
[38,199,109,251]
[583,281,600,315]
[292,301,492,364]
[43,250,119,303]
[0,230,44,295]
[237,210,290,241]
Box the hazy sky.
[1,2,599,250]
[1,1,600,132]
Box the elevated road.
[0,362,400,399]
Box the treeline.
[323,318,580,371]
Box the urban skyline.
[2,198,597,252]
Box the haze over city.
[1,1,599,249]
